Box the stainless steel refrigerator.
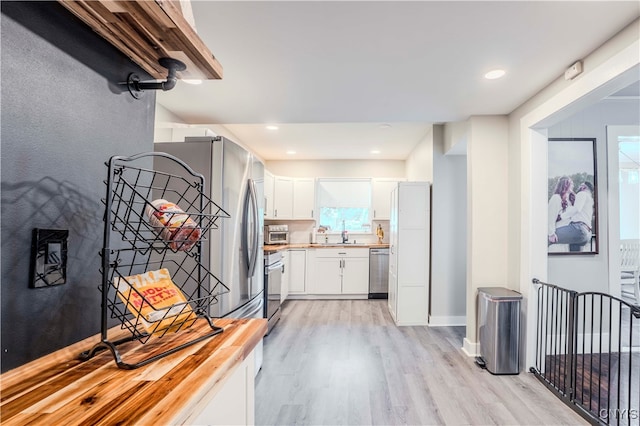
[154,136,264,321]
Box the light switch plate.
[30,228,68,288]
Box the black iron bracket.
[127,57,187,99]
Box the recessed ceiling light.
[484,69,506,80]
[286,150,296,155]
[266,125,279,130]
[379,124,392,129]
[182,79,203,85]
[371,150,381,154]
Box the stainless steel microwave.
[265,224,289,245]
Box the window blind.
[316,179,371,208]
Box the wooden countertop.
[0,318,266,425]
[264,243,390,252]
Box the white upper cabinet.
[264,170,275,219]
[372,178,404,220]
[265,172,402,222]
[265,174,314,220]
[273,176,294,219]
[293,178,315,219]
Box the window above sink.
[316,178,372,233]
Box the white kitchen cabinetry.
[293,178,315,219]
[341,257,369,294]
[313,257,343,294]
[191,350,256,425]
[281,250,290,303]
[372,178,403,220]
[288,249,307,294]
[311,248,369,295]
[264,170,275,219]
[388,182,431,326]
[273,176,294,219]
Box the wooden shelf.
[58,0,223,80]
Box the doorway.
[607,125,640,302]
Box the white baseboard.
[285,294,369,300]
[395,320,429,326]
[428,315,466,327]
[462,337,479,357]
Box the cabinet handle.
[275,209,277,217]
[311,209,313,217]
[374,210,376,218]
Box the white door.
[313,258,342,294]
[341,257,369,294]
[293,178,315,219]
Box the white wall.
[406,127,433,181]
[429,125,467,326]
[508,18,639,368]
[444,121,469,155]
[464,115,509,353]
[152,113,261,159]
[154,103,186,142]
[547,98,640,292]
[265,160,405,178]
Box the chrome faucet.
[341,220,348,244]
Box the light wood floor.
[255,299,587,425]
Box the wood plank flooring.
[255,299,587,425]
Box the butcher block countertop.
[0,318,266,426]
[264,242,390,252]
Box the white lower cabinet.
[313,257,343,294]
[191,349,256,425]
[341,257,369,294]
[281,250,290,303]
[288,249,307,294]
[388,269,398,319]
[310,248,369,296]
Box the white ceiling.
[157,1,640,160]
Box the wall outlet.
[29,228,68,288]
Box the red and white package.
[145,199,201,251]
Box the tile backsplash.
[264,219,390,244]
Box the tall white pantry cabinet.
[388,182,431,326]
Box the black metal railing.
[531,279,640,425]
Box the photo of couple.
[547,138,598,254]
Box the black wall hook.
[127,57,187,99]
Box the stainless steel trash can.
[477,287,522,375]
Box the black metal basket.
[81,152,231,369]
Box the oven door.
[264,260,283,330]
[267,232,288,244]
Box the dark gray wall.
[1,2,155,372]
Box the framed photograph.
[547,138,598,255]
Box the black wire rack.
[80,152,231,369]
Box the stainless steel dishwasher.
[369,248,389,298]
